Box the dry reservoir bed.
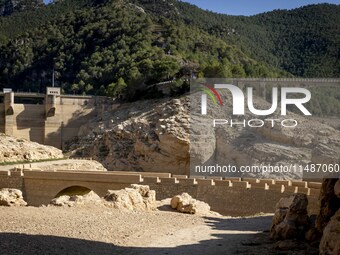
[0,205,284,255]
[0,206,280,255]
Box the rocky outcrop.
[191,90,340,180]
[68,94,340,179]
[0,133,63,163]
[316,179,340,235]
[270,194,310,240]
[271,179,340,254]
[67,98,190,174]
[170,193,211,215]
[50,191,102,207]
[335,180,340,198]
[319,209,340,255]
[316,178,340,255]
[0,188,27,207]
[104,184,156,211]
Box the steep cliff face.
[67,95,340,178]
[191,90,340,180]
[318,178,340,254]
[67,97,190,174]
[0,0,43,16]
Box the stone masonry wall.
[0,169,321,216]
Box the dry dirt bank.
[0,206,315,255]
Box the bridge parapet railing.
[7,168,322,196]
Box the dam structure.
[0,87,112,149]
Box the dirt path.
[0,205,279,255]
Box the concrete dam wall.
[0,89,111,149]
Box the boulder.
[275,194,308,213]
[0,188,27,207]
[50,195,73,207]
[50,191,101,207]
[104,184,156,211]
[316,179,340,234]
[335,180,340,199]
[170,193,211,214]
[130,184,150,197]
[270,194,310,240]
[305,215,318,243]
[320,209,340,255]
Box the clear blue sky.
[182,0,340,16]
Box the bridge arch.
[54,185,94,198]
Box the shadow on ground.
[0,215,306,255]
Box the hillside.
[0,0,339,98]
[250,4,340,77]
[0,0,284,99]
[169,2,340,78]
[0,0,90,44]
[0,0,43,17]
[66,95,340,178]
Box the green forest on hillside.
[174,2,340,78]
[0,0,285,99]
[0,0,339,102]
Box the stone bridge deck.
[0,169,322,217]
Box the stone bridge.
[0,169,322,217]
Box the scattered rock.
[104,184,156,211]
[320,209,340,255]
[50,191,101,207]
[0,188,27,207]
[270,194,310,240]
[170,193,211,215]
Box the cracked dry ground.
[0,206,314,255]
